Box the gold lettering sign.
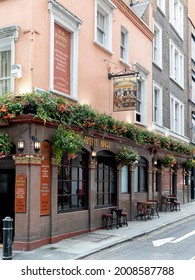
[15,174,27,213]
[100,140,111,149]
[83,136,98,147]
[84,136,111,149]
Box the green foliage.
[161,154,176,167]
[52,125,84,165]
[0,132,12,158]
[0,91,194,159]
[183,158,195,171]
[115,146,139,166]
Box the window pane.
[122,165,128,193]
[58,152,88,212]
[0,50,11,95]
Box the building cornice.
[112,0,153,41]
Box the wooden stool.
[102,213,113,229]
[121,210,128,226]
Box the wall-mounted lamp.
[91,146,97,160]
[154,158,157,166]
[17,137,25,152]
[32,136,41,152]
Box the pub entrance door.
[0,157,15,243]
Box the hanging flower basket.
[161,154,176,167]
[115,146,139,166]
[183,158,195,171]
[52,125,84,166]
[0,131,13,158]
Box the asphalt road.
[83,216,195,260]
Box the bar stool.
[121,209,128,226]
[102,213,113,229]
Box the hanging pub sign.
[40,141,51,216]
[113,76,137,111]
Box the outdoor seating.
[168,195,181,211]
[161,196,172,212]
[121,209,128,226]
[136,202,151,221]
[109,207,125,228]
[147,200,160,218]
[102,213,113,230]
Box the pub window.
[58,150,89,212]
[121,165,129,193]
[95,151,117,207]
[133,157,148,192]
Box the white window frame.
[153,20,162,69]
[192,73,195,103]
[120,26,129,64]
[0,25,19,95]
[170,94,184,136]
[169,40,184,88]
[153,81,163,126]
[191,34,195,63]
[169,0,184,39]
[157,0,165,14]
[48,0,82,100]
[134,65,149,126]
[94,0,116,54]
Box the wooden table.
[109,207,124,228]
[136,201,157,221]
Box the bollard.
[2,217,13,260]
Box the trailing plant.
[0,91,195,158]
[0,94,23,121]
[115,146,139,166]
[161,154,176,167]
[0,131,13,158]
[183,158,195,171]
[52,125,84,165]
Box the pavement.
[1,201,195,260]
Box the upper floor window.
[94,0,116,53]
[135,65,149,126]
[170,94,184,135]
[191,34,195,63]
[48,0,82,100]
[169,0,184,39]
[153,81,163,126]
[0,25,19,96]
[153,20,162,68]
[191,72,195,103]
[120,26,129,63]
[157,0,165,14]
[169,40,184,87]
[191,111,195,143]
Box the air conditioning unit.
[11,64,22,79]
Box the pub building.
[0,114,191,250]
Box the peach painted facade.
[0,0,153,128]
